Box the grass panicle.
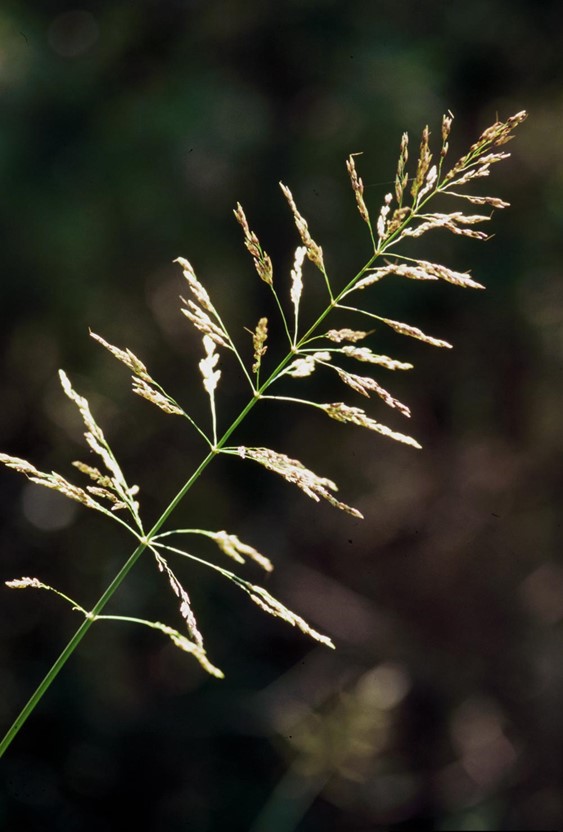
[0,110,526,757]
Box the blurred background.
[0,1,562,830]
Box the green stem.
[0,538,146,757]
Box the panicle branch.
[279,183,325,272]
[340,345,414,371]
[321,403,420,448]
[175,257,234,350]
[153,550,204,648]
[395,132,409,206]
[346,153,371,226]
[234,446,363,519]
[211,530,273,572]
[251,317,268,375]
[246,584,334,648]
[59,370,142,526]
[91,332,184,417]
[332,367,411,416]
[233,203,274,286]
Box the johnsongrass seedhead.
[0,110,527,756]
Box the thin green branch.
[270,285,293,348]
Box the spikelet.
[175,256,215,313]
[237,446,363,518]
[59,370,141,520]
[279,183,325,271]
[0,455,106,513]
[411,125,432,202]
[354,263,436,291]
[443,111,527,184]
[400,211,491,241]
[379,317,452,348]
[199,335,221,396]
[211,531,273,572]
[6,577,46,590]
[90,332,151,381]
[131,378,183,415]
[354,258,481,291]
[395,132,409,206]
[321,403,420,448]
[440,110,454,159]
[175,257,233,350]
[325,329,371,343]
[376,193,393,242]
[180,298,232,349]
[346,153,370,225]
[412,260,484,290]
[91,332,183,417]
[386,206,412,236]
[154,552,203,648]
[290,246,307,326]
[333,367,411,416]
[285,351,331,378]
[152,622,224,678]
[251,317,268,375]
[416,164,438,202]
[246,584,334,648]
[233,203,273,286]
[341,345,413,371]
[444,191,510,209]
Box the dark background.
[1,1,562,830]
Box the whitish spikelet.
[211,531,273,572]
[237,446,363,518]
[376,192,393,242]
[6,577,46,590]
[325,329,371,343]
[199,335,221,396]
[285,351,331,378]
[247,584,334,648]
[279,183,325,271]
[252,317,268,374]
[341,346,413,371]
[290,246,306,325]
[416,163,438,201]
